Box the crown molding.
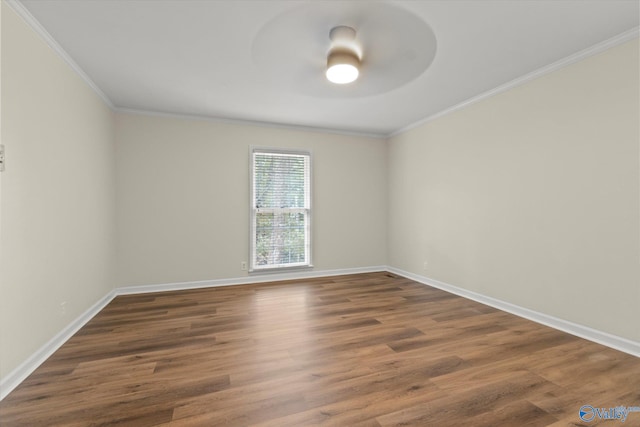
[5,0,115,109]
[6,0,638,141]
[389,26,640,138]
[116,26,640,140]
[115,107,387,139]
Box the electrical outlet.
[59,301,67,315]
[423,261,428,270]
[241,261,248,271]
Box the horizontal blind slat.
[251,150,311,270]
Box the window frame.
[249,147,312,273]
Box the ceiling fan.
[251,2,438,98]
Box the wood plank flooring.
[1,272,639,426]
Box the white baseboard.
[116,266,387,295]
[0,290,117,401]
[3,264,637,401]
[0,266,386,400]
[386,266,640,358]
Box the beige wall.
[388,38,640,342]
[115,113,387,286]
[1,0,638,388]
[0,3,116,379]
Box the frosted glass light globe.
[326,63,359,84]
[326,50,360,84]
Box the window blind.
[251,149,311,271]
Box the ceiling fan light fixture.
[326,26,361,85]
[326,50,360,84]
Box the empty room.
[0,0,639,425]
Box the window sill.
[249,265,314,275]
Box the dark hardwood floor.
[1,272,639,426]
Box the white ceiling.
[14,0,640,137]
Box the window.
[250,148,311,271]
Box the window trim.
[249,146,312,273]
